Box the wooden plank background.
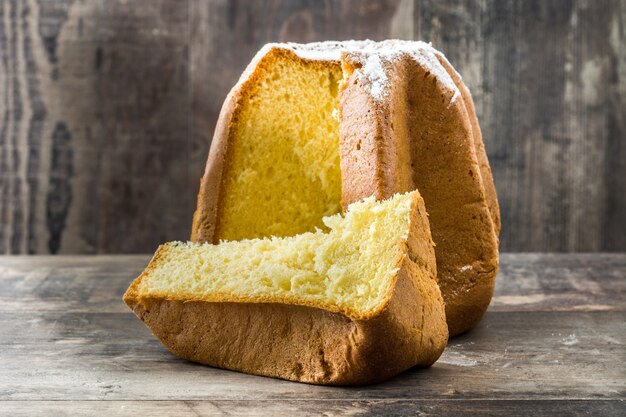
[1,0,625,254]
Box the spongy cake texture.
[131,192,417,319]
[215,52,343,241]
[125,191,448,385]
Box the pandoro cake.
[191,40,500,336]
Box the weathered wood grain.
[1,310,624,400]
[1,0,625,254]
[490,253,626,311]
[0,0,191,254]
[0,254,624,417]
[0,254,149,313]
[1,400,625,417]
[416,0,626,252]
[1,254,624,314]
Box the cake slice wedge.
[124,191,448,385]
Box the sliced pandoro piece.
[191,40,499,336]
[125,191,448,385]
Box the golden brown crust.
[339,50,498,336]
[126,192,448,385]
[190,70,237,243]
[403,55,497,336]
[339,57,415,209]
[434,52,501,235]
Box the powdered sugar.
[360,54,388,100]
[262,40,461,104]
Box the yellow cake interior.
[134,192,415,318]
[217,51,343,241]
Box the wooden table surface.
[0,254,624,416]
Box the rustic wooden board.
[1,400,625,417]
[0,254,624,416]
[1,253,624,313]
[0,0,192,254]
[1,310,624,401]
[1,0,625,254]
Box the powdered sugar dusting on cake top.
[263,40,461,104]
[360,54,388,100]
